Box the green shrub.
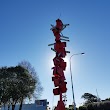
[79,106,87,110]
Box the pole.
[70,53,85,110]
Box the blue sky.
[0,0,110,108]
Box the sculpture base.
[56,100,65,110]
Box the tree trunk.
[8,104,10,110]
[4,104,5,110]
[19,97,23,110]
[11,99,17,110]
[12,104,15,110]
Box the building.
[1,99,48,110]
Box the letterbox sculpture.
[49,19,69,110]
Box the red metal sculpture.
[49,19,69,110]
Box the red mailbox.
[53,88,60,95]
[52,29,61,41]
[53,57,66,70]
[54,42,66,50]
[54,42,66,58]
[58,49,66,58]
[53,57,61,66]
[53,66,65,77]
[52,77,60,87]
[56,19,63,31]
[60,82,67,93]
[52,67,60,77]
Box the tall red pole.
[49,19,69,110]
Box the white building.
[1,99,48,110]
